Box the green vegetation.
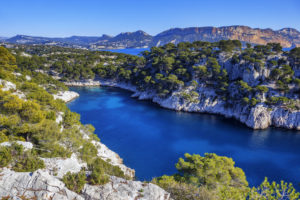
[10,41,300,109]
[0,46,127,183]
[62,170,87,193]
[153,153,299,200]
[0,143,45,172]
[1,42,300,198]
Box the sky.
[0,0,299,37]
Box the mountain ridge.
[2,25,300,49]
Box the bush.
[255,85,268,93]
[153,175,214,200]
[242,97,250,105]
[250,98,259,107]
[88,159,109,185]
[0,146,12,167]
[153,153,249,200]
[63,110,80,128]
[247,177,299,200]
[13,153,45,172]
[268,96,290,105]
[62,171,87,193]
[79,142,98,164]
[175,153,248,188]
[88,157,126,179]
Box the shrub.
[268,96,290,105]
[13,152,45,172]
[175,153,248,188]
[0,146,12,167]
[88,159,109,185]
[0,131,8,143]
[153,153,249,200]
[247,177,299,200]
[63,110,80,128]
[250,98,259,107]
[20,101,45,123]
[88,157,126,179]
[62,170,87,193]
[242,97,250,105]
[79,142,98,164]
[255,85,268,93]
[153,175,214,200]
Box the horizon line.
[1,25,299,39]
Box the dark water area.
[68,86,300,188]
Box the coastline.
[53,90,80,103]
[64,79,300,131]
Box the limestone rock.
[92,140,135,178]
[42,154,87,178]
[0,168,83,200]
[0,141,33,150]
[53,91,79,102]
[82,176,171,200]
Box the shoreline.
[53,90,80,103]
[64,79,300,131]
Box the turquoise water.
[99,48,149,56]
[68,86,300,188]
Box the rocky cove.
[3,42,300,199]
[67,85,300,192]
[64,78,300,130]
[0,82,171,200]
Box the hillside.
[9,40,300,130]
[1,44,300,199]
[2,26,300,49]
[0,46,170,199]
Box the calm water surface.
[68,86,300,188]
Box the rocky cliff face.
[152,26,300,48]
[130,84,300,130]
[4,26,300,49]
[0,163,170,200]
[91,48,300,131]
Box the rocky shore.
[0,108,171,200]
[66,79,300,130]
[53,90,80,102]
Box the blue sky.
[0,0,299,37]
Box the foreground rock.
[82,176,171,200]
[53,90,79,102]
[92,140,135,178]
[0,168,171,200]
[0,168,83,200]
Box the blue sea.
[68,86,300,188]
[99,48,149,56]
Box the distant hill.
[152,26,300,48]
[3,26,300,49]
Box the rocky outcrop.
[82,176,171,200]
[91,78,300,130]
[0,168,84,200]
[53,90,79,102]
[150,90,300,130]
[41,154,87,178]
[0,168,171,200]
[0,140,168,199]
[0,141,33,150]
[64,80,101,86]
[92,140,135,178]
